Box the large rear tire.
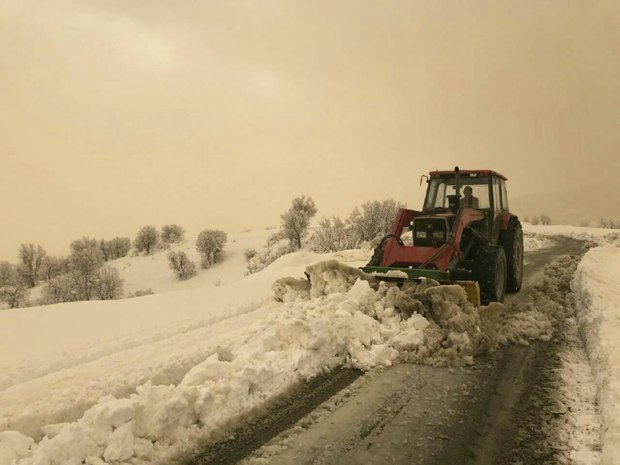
[474,245,507,304]
[501,217,524,293]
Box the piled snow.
[0,253,498,465]
[573,244,620,465]
[554,317,602,465]
[523,231,554,252]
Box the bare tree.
[196,230,227,268]
[42,274,78,304]
[69,237,105,300]
[94,267,124,300]
[0,262,14,288]
[134,226,159,255]
[0,280,27,308]
[39,256,65,282]
[280,196,317,249]
[540,214,552,225]
[17,243,46,287]
[167,251,197,280]
[108,237,131,259]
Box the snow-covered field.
[2,224,620,465]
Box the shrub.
[246,241,294,274]
[167,251,197,280]
[310,216,360,253]
[131,288,154,298]
[161,224,185,246]
[134,226,159,255]
[196,230,227,268]
[244,249,258,261]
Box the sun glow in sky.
[1,0,618,259]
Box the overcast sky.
[1,0,618,260]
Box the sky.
[1,0,618,260]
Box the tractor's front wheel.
[501,217,524,293]
[474,245,507,305]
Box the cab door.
[491,176,504,243]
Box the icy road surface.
[189,237,596,465]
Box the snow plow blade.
[361,266,481,307]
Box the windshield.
[423,177,490,210]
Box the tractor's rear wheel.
[474,245,507,304]
[501,217,524,293]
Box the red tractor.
[362,167,523,305]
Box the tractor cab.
[422,169,509,243]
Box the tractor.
[362,167,523,305]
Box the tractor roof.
[429,169,507,180]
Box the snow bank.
[497,255,581,346]
[523,231,554,252]
[573,244,620,465]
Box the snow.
[573,244,620,465]
[0,232,503,465]
[2,223,620,465]
[524,223,620,246]
[523,231,554,252]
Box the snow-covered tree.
[134,226,159,255]
[0,280,27,308]
[196,230,227,268]
[280,195,317,249]
[94,267,124,300]
[100,237,132,261]
[0,261,14,288]
[109,237,131,259]
[161,224,185,246]
[69,237,105,301]
[17,243,46,288]
[349,199,403,243]
[0,262,28,308]
[42,274,78,304]
[167,251,197,280]
[39,256,67,282]
[540,215,552,225]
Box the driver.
[462,186,479,208]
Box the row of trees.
[524,215,552,225]
[244,196,404,273]
[0,237,126,308]
[134,224,185,255]
[311,199,404,253]
[167,230,228,280]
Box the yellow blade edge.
[455,280,481,307]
